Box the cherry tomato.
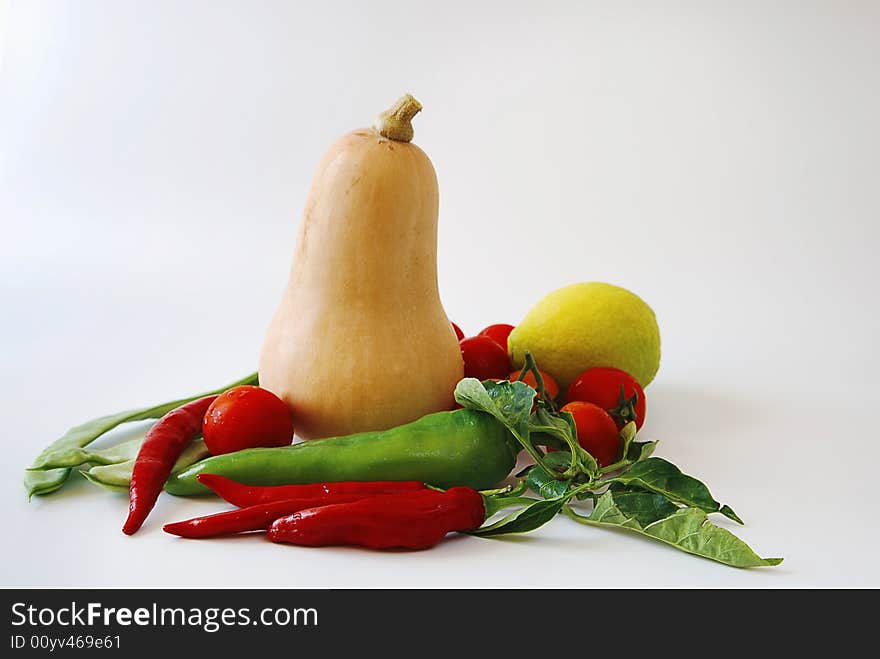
[478,323,515,350]
[460,335,511,380]
[451,322,465,341]
[560,401,620,467]
[508,369,559,400]
[566,367,646,430]
[203,386,295,455]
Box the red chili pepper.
[197,473,427,507]
[267,486,486,550]
[164,487,427,538]
[122,395,217,535]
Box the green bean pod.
[164,409,518,496]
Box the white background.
[2,1,878,587]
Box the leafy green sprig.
[453,357,781,569]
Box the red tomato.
[460,336,511,380]
[566,367,647,430]
[451,322,465,341]
[508,369,559,400]
[478,323,515,350]
[560,401,620,467]
[203,386,295,455]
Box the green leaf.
[642,508,780,567]
[526,462,572,499]
[542,450,574,471]
[533,407,578,443]
[455,378,535,446]
[619,422,638,458]
[626,440,657,462]
[719,505,744,525]
[610,489,681,527]
[612,457,742,524]
[24,372,257,499]
[470,495,568,537]
[564,491,782,568]
[586,488,643,530]
[481,495,538,518]
[456,378,600,484]
[531,408,599,477]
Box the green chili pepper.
[24,372,258,499]
[165,409,518,496]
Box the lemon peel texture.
[508,282,661,390]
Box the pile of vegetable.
[23,94,781,568]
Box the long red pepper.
[122,395,217,535]
[267,487,486,550]
[163,492,398,538]
[196,473,427,507]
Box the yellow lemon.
[508,282,660,390]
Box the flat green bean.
[82,439,210,492]
[24,372,257,499]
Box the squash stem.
[374,94,422,142]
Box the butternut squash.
[258,94,464,439]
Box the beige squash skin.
[259,128,464,439]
